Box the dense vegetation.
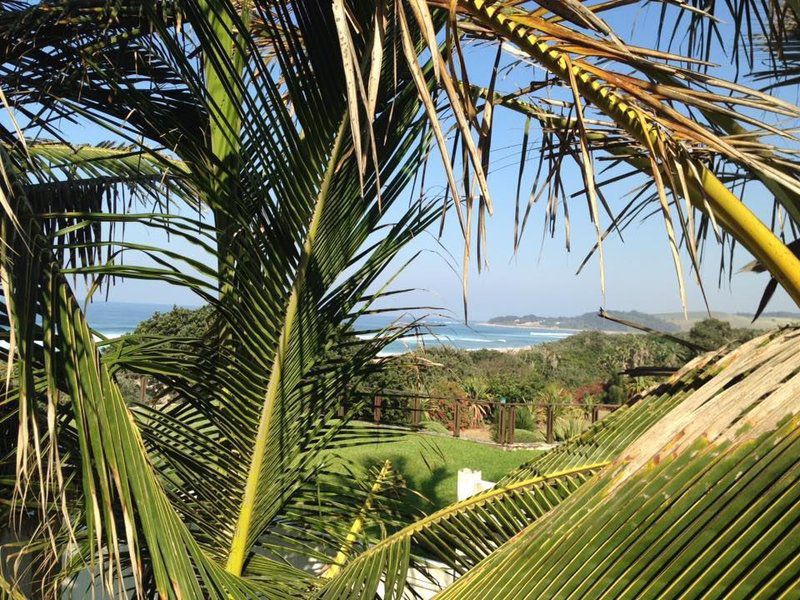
[129,306,765,399]
[117,305,691,404]
[364,333,684,401]
[127,305,215,339]
[121,306,761,444]
[488,310,679,332]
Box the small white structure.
[457,468,494,501]
[390,470,495,598]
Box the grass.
[325,424,542,512]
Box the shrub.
[514,406,537,431]
[463,376,490,401]
[131,305,214,338]
[535,383,572,418]
[426,397,477,432]
[513,428,545,444]
[573,381,604,404]
[687,318,735,349]
[602,373,627,405]
[554,416,589,441]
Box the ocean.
[86,302,576,353]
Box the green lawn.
[325,427,542,512]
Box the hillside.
[487,310,679,332]
[655,311,800,331]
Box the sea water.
[86,302,575,353]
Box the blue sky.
[59,4,800,320]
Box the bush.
[519,331,687,388]
[131,305,214,338]
[426,397,478,432]
[111,305,214,403]
[687,318,756,350]
[573,381,604,403]
[554,416,589,441]
[514,406,537,431]
[603,373,627,405]
[513,428,545,444]
[687,318,735,349]
[534,383,572,418]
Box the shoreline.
[479,321,581,332]
[98,323,600,357]
[479,321,626,335]
[377,342,554,357]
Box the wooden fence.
[346,389,621,445]
[135,378,621,445]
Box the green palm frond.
[18,142,192,274]
[1,146,266,598]
[437,329,800,599]
[1,0,444,597]
[316,464,606,599]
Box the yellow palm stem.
[324,460,393,579]
[224,117,349,576]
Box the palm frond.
[1,0,445,596]
[316,464,605,599]
[436,329,800,599]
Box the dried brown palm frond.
[752,1,800,87]
[332,0,800,316]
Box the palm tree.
[0,1,441,596]
[3,1,800,599]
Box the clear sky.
[66,3,800,321]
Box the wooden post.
[373,396,382,425]
[454,402,461,438]
[546,404,554,444]
[139,376,147,404]
[496,403,504,444]
[508,405,516,444]
[499,404,509,445]
[412,396,421,426]
[337,403,345,418]
[591,405,599,423]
